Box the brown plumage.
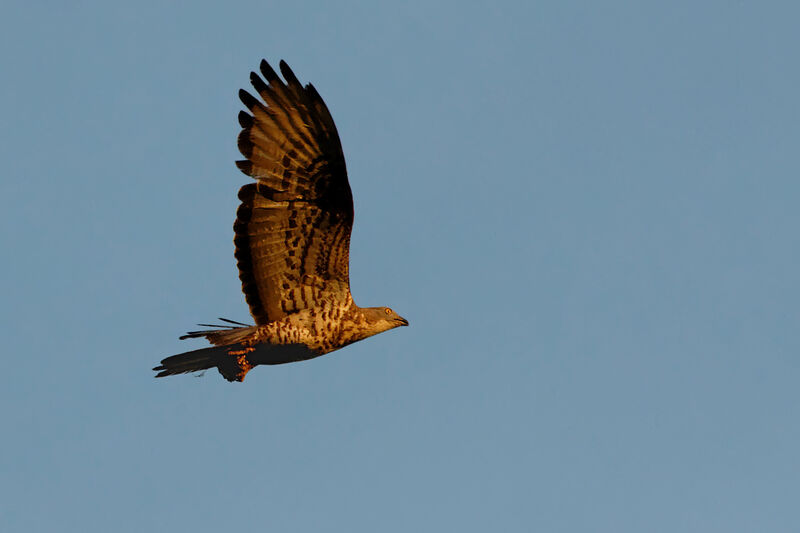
[153,60,407,382]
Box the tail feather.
[153,341,321,382]
[153,345,218,377]
[153,344,251,382]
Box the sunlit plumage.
[153,60,407,382]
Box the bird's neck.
[336,305,385,347]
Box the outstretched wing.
[234,60,354,324]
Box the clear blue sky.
[2,1,798,531]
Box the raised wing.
[234,60,354,324]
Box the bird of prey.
[153,60,408,382]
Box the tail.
[154,319,258,382]
[153,343,257,382]
[154,340,321,382]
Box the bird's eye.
[385,308,392,315]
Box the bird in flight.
[153,60,408,382]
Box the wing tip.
[239,88,259,109]
[238,110,254,128]
[250,71,270,95]
[279,60,300,86]
[260,59,280,83]
[235,159,253,175]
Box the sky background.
[1,1,798,531]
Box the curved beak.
[397,316,409,327]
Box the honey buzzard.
[153,60,407,382]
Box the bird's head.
[362,306,409,334]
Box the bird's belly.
[248,342,322,365]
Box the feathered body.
[153,60,407,382]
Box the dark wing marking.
[235,60,353,324]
